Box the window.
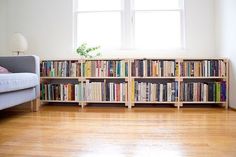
[74,0,185,50]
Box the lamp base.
[12,51,24,56]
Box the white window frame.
[73,0,185,51]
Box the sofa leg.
[31,98,40,112]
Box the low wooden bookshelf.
[40,58,129,108]
[40,58,229,109]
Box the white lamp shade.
[10,33,28,52]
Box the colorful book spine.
[131,60,176,77]
[41,61,81,77]
[83,60,128,77]
[133,81,178,102]
[180,81,226,102]
[41,83,80,101]
[83,81,127,101]
[180,60,226,77]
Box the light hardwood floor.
[0,105,236,157]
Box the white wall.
[6,0,73,59]
[2,0,217,59]
[184,0,216,57]
[0,0,7,55]
[215,0,236,109]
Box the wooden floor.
[0,105,236,157]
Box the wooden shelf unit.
[40,58,229,109]
[40,59,130,108]
[178,58,229,109]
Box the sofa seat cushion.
[0,73,39,93]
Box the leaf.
[76,43,101,58]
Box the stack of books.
[83,60,128,77]
[131,60,176,77]
[41,60,81,77]
[84,81,127,101]
[180,60,226,77]
[180,81,226,102]
[132,81,178,102]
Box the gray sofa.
[0,55,40,111]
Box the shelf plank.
[84,77,128,79]
[180,77,227,79]
[41,100,127,103]
[82,101,126,103]
[41,100,79,103]
[133,101,177,104]
[131,77,177,79]
[180,101,227,104]
[41,77,79,79]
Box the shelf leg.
[174,103,178,108]
[224,102,228,110]
[79,102,86,108]
[178,103,183,109]
[131,103,135,107]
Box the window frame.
[73,0,185,51]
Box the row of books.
[41,82,227,102]
[41,82,127,102]
[84,81,127,101]
[131,81,178,102]
[40,60,227,78]
[83,60,128,77]
[41,61,81,77]
[180,60,227,77]
[180,82,226,102]
[131,60,176,77]
[41,83,75,101]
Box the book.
[83,81,127,101]
[131,60,176,77]
[180,81,226,102]
[133,81,178,102]
[41,83,81,101]
[41,60,81,77]
[83,60,128,77]
[180,60,227,77]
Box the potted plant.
[76,43,101,59]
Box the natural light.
[74,0,184,50]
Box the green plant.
[76,43,101,58]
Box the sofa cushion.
[0,73,39,93]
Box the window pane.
[77,12,121,49]
[77,0,121,11]
[135,0,180,10]
[135,11,181,49]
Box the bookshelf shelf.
[180,101,227,103]
[84,77,128,79]
[131,77,177,79]
[40,58,229,109]
[180,77,227,79]
[41,77,79,79]
[133,101,177,104]
[41,100,79,103]
[82,101,126,103]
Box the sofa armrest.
[0,55,40,97]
